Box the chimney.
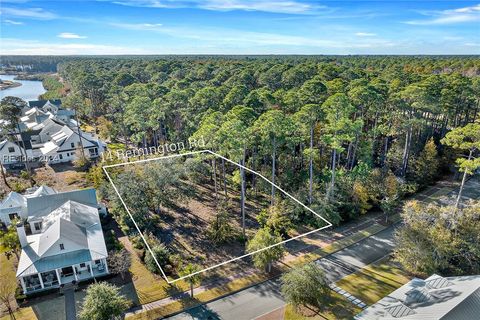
[16,222,28,248]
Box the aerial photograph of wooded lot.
[0,1,479,320]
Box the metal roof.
[443,287,480,320]
[17,195,107,277]
[355,274,480,320]
[26,188,97,218]
[18,249,93,276]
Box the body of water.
[0,74,46,101]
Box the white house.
[2,99,106,169]
[38,126,105,164]
[0,185,56,226]
[0,140,26,169]
[27,100,75,124]
[12,187,109,294]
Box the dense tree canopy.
[54,56,477,240]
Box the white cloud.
[0,38,149,55]
[200,0,319,14]
[0,7,57,20]
[111,22,395,49]
[3,19,24,25]
[355,32,376,37]
[406,3,480,25]
[58,32,87,39]
[110,0,321,14]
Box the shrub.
[145,243,170,274]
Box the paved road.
[167,225,397,320]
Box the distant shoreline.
[0,80,22,91]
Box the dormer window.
[8,147,15,153]
[34,222,42,231]
[59,243,65,250]
[71,143,75,148]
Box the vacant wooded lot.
[106,151,329,281]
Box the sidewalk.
[125,216,393,319]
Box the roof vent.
[425,274,452,289]
[385,303,416,318]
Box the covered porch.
[19,258,108,294]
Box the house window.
[59,243,65,250]
[8,147,15,153]
[66,153,69,156]
[8,213,18,221]
[34,222,42,231]
[80,263,86,268]
[59,154,63,160]
[71,143,75,148]
[89,148,99,157]
[94,260,101,265]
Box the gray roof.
[28,99,61,108]
[355,274,480,320]
[37,118,66,137]
[19,249,93,276]
[37,218,88,256]
[443,287,480,320]
[26,188,98,218]
[17,189,107,277]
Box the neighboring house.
[0,185,56,225]
[355,274,480,320]
[39,126,104,164]
[2,99,106,169]
[27,100,75,124]
[0,140,26,169]
[11,187,109,294]
[19,107,50,131]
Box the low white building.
[11,187,109,294]
[355,274,480,320]
[0,186,56,226]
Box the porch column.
[19,277,27,293]
[73,265,78,281]
[54,269,60,284]
[37,273,44,289]
[103,259,109,274]
[55,269,62,284]
[88,261,94,277]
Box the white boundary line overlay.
[103,149,333,284]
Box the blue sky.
[1,1,479,55]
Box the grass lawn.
[284,292,362,320]
[120,237,189,305]
[126,273,270,320]
[129,248,182,304]
[0,246,38,320]
[0,307,37,320]
[336,257,411,305]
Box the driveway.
[64,289,77,320]
[167,225,397,320]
